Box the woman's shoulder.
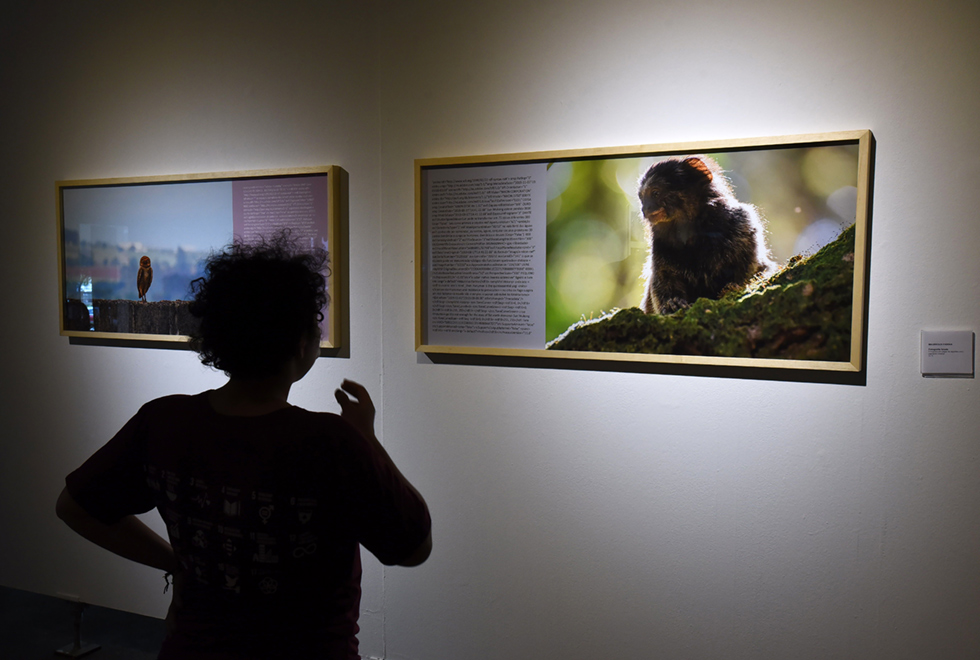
[284,405,358,437]
[136,394,360,447]
[138,391,209,415]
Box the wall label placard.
[921,330,975,377]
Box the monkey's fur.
[638,156,776,315]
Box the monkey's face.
[638,157,714,229]
[140,256,151,268]
[639,186,672,226]
[639,182,699,229]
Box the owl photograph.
[59,170,336,342]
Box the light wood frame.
[57,166,347,349]
[416,131,873,371]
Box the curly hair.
[188,232,329,378]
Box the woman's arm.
[335,380,432,567]
[396,530,432,567]
[56,487,178,574]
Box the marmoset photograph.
[543,138,869,366]
[417,132,872,369]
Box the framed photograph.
[416,130,873,371]
[57,166,347,348]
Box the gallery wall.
[373,1,979,659]
[2,1,979,659]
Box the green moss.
[547,224,856,361]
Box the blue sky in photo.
[62,180,234,251]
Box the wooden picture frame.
[57,166,347,349]
[416,131,873,371]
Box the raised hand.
[334,379,376,438]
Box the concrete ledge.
[64,299,198,336]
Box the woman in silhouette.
[57,233,431,659]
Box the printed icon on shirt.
[221,486,242,517]
[253,545,279,564]
[163,471,180,502]
[192,530,209,549]
[219,565,241,594]
[298,510,313,524]
[259,577,279,595]
[292,543,317,558]
[258,505,274,524]
[223,499,241,517]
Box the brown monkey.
[638,156,776,315]
[137,255,153,302]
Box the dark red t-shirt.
[66,392,430,660]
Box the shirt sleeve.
[65,404,157,525]
[341,425,431,566]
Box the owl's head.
[140,255,151,268]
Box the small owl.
[137,255,153,302]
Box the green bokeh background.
[544,145,860,342]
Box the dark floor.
[0,586,165,660]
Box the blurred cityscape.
[63,230,211,330]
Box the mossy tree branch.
[547,224,856,361]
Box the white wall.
[2,1,979,659]
[374,1,980,658]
